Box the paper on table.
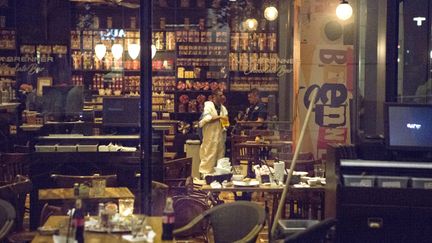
[122,230,156,243]
[52,235,77,243]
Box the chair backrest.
[39,203,63,227]
[173,195,210,238]
[163,157,193,194]
[50,174,118,187]
[206,201,266,243]
[0,153,30,182]
[231,135,255,165]
[163,157,192,181]
[133,174,169,216]
[150,181,169,216]
[0,199,16,241]
[284,218,337,243]
[0,176,32,232]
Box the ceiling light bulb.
[336,0,353,21]
[111,43,123,60]
[128,43,140,60]
[243,18,258,31]
[151,44,157,59]
[95,43,106,60]
[264,6,278,21]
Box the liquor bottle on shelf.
[130,17,136,29]
[107,17,113,29]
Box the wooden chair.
[163,157,192,193]
[172,196,210,242]
[7,203,63,243]
[231,135,254,165]
[0,199,15,242]
[38,203,63,227]
[133,174,170,216]
[279,152,317,175]
[0,175,32,233]
[0,153,31,182]
[50,174,118,187]
[174,201,266,243]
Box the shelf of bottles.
[174,25,229,114]
[0,28,16,103]
[229,16,279,93]
[70,12,177,116]
[0,32,17,97]
[152,27,176,114]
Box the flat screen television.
[102,97,140,127]
[384,103,432,151]
[42,86,84,122]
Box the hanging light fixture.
[336,0,353,21]
[95,43,107,60]
[264,6,278,21]
[243,18,258,31]
[128,43,140,60]
[111,43,123,60]
[241,0,258,31]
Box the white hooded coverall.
[198,101,228,174]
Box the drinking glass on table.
[233,165,242,175]
[119,198,134,217]
[92,178,106,197]
[314,164,325,178]
[130,215,146,238]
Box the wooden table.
[200,183,325,227]
[39,187,134,201]
[31,215,173,243]
[201,183,324,192]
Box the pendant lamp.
[336,0,353,21]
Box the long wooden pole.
[270,88,318,238]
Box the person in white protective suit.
[198,89,229,175]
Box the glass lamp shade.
[264,6,278,21]
[111,43,124,60]
[243,18,258,31]
[336,1,353,21]
[95,43,107,60]
[151,44,157,59]
[128,43,140,60]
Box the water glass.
[92,178,106,197]
[314,164,325,178]
[130,215,146,238]
[232,165,242,175]
[119,198,134,217]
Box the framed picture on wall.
[37,76,52,96]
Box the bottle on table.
[73,199,85,243]
[73,183,80,197]
[161,197,175,240]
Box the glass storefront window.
[398,0,432,103]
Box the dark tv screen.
[102,97,140,127]
[42,86,83,122]
[385,103,432,150]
